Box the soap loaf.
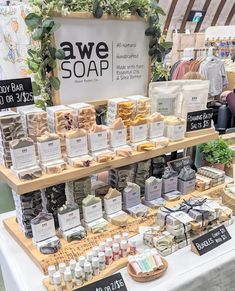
[69,103,96,131]
[134,159,151,195]
[109,165,136,192]
[126,95,150,118]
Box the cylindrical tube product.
[92,257,100,276]
[146,253,157,270]
[141,255,153,272]
[106,238,113,248]
[105,247,113,265]
[78,256,86,279]
[112,243,120,261]
[128,257,142,274]
[84,262,93,281]
[129,240,137,255]
[151,249,163,269]
[69,259,76,278]
[113,234,121,244]
[53,272,62,291]
[86,251,93,263]
[122,232,129,241]
[58,262,66,281]
[99,242,106,252]
[120,240,128,257]
[64,269,73,290]
[75,266,83,287]
[98,252,106,270]
[136,257,147,273]
[48,265,56,285]
[92,246,99,257]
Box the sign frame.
[51,12,151,106]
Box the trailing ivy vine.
[25,0,172,108]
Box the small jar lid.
[92,257,99,267]
[112,243,120,252]
[58,262,66,273]
[53,272,61,284]
[48,265,56,276]
[69,259,76,269]
[106,238,113,247]
[113,234,121,243]
[120,240,127,249]
[79,256,86,266]
[122,232,129,240]
[98,252,105,261]
[64,270,72,282]
[75,266,82,277]
[99,242,106,252]
[84,262,92,272]
[105,247,112,256]
[92,246,99,257]
[86,251,93,262]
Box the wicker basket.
[127,258,168,282]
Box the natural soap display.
[104,188,129,227]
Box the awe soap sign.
[0,78,34,109]
[53,15,149,104]
[187,109,213,132]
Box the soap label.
[130,124,148,143]
[58,209,81,232]
[89,131,108,152]
[104,196,122,215]
[83,202,102,223]
[110,129,127,148]
[163,176,178,193]
[66,136,88,158]
[170,211,194,224]
[166,124,185,141]
[10,145,36,170]
[148,121,164,139]
[127,204,148,215]
[145,183,162,201]
[123,191,141,208]
[37,139,61,162]
[157,98,175,115]
[31,219,55,243]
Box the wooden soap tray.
[43,256,129,291]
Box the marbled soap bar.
[69,103,96,131]
[126,95,150,118]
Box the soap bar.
[11,165,42,181]
[69,103,96,131]
[90,124,108,133]
[125,95,150,117]
[96,151,115,163]
[136,142,154,151]
[111,118,125,130]
[123,182,141,208]
[41,160,66,174]
[147,112,164,122]
[37,132,59,142]
[130,114,147,126]
[109,212,128,226]
[10,137,34,149]
[104,188,121,199]
[83,195,101,206]
[27,112,48,140]
[65,128,87,138]
[115,146,132,157]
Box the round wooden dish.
[127,258,168,282]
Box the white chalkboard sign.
[53,13,149,104]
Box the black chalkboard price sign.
[74,273,128,291]
[191,225,231,256]
[0,78,34,109]
[187,109,213,132]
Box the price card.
[10,145,37,170]
[148,121,164,139]
[31,218,55,243]
[75,273,127,291]
[170,211,194,224]
[37,139,61,162]
[130,124,148,143]
[66,135,88,158]
[109,128,127,148]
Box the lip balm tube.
[105,247,113,265]
[64,269,73,289]
[146,253,158,270]
[136,257,147,273]
[78,256,86,279]
[141,255,153,272]
[106,238,113,248]
[120,240,128,257]
[53,272,62,291]
[92,246,99,257]
[75,266,83,287]
[86,251,93,263]
[58,262,66,281]
[69,259,76,278]
[122,232,129,241]
[129,240,137,255]
[99,242,106,252]
[98,252,106,270]
[128,256,142,274]
[113,234,121,243]
[48,265,56,285]
[151,249,164,269]
[84,262,93,281]
[112,243,120,261]
[92,257,100,276]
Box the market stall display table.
[1,210,235,291]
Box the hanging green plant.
[25,0,172,108]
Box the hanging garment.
[171,60,192,80]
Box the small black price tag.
[187,109,213,132]
[191,225,231,256]
[74,273,128,291]
[0,78,34,109]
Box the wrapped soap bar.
[195,174,212,191]
[69,103,96,131]
[123,182,141,209]
[88,125,108,152]
[126,95,150,118]
[115,145,133,157]
[164,116,185,141]
[162,167,178,194]
[109,118,127,148]
[148,113,165,139]
[144,176,162,201]
[178,166,196,195]
[134,159,151,194]
[130,114,148,143]
[65,129,88,158]
[109,165,136,192]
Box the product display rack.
[0,130,219,194]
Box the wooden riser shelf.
[0,130,219,194]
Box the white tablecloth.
[1,211,235,291]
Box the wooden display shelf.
[0,130,219,194]
[3,183,224,275]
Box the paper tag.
[148,121,164,139]
[66,136,88,158]
[10,145,36,170]
[130,124,148,143]
[123,191,141,208]
[37,139,61,162]
[205,201,221,211]
[170,211,194,224]
[145,183,162,201]
[194,204,215,212]
[58,209,80,232]
[89,131,108,151]
[31,219,55,243]
[127,203,148,215]
[157,98,175,115]
[104,196,122,215]
[83,202,102,223]
[166,124,185,141]
[110,129,127,148]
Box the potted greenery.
[199,139,233,171]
